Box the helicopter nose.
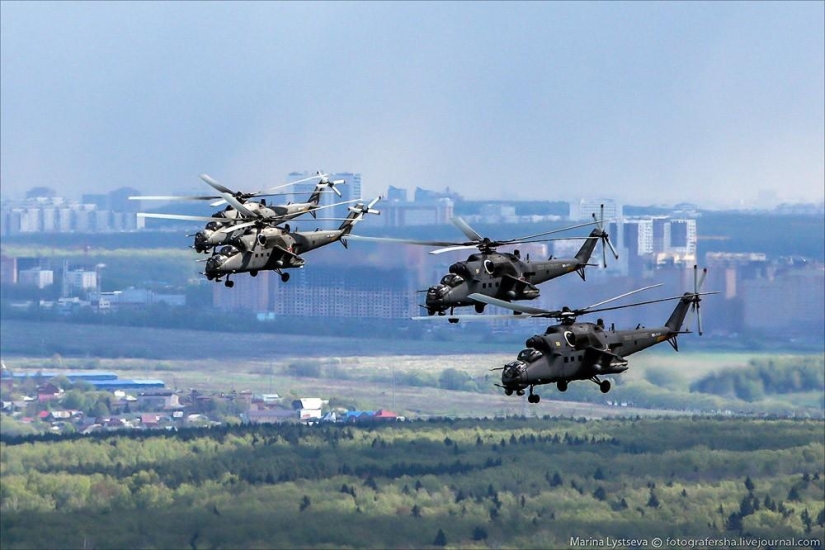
[205,255,224,273]
[194,231,208,248]
[501,361,526,383]
[426,284,449,304]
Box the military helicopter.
[348,205,618,320]
[205,197,382,287]
[465,266,717,403]
[132,172,352,253]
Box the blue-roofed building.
[0,370,163,392]
[343,410,375,423]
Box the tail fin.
[306,183,327,209]
[665,293,696,332]
[666,266,715,334]
[338,206,363,234]
[574,228,604,264]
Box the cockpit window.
[440,274,464,287]
[517,348,542,363]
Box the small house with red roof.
[374,409,400,422]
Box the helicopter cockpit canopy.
[448,262,471,277]
[517,348,543,363]
[219,245,238,256]
[440,273,465,288]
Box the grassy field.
[3,319,822,418]
[6,349,822,419]
[0,319,507,359]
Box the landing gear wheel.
[504,389,513,396]
[225,280,234,288]
[280,272,290,283]
[427,309,436,317]
[448,318,459,324]
[474,303,485,314]
[527,394,541,404]
[557,381,568,392]
[599,380,611,393]
[250,270,258,277]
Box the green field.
[4,342,823,419]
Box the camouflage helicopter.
[466,266,717,403]
[348,205,618,320]
[132,172,352,253]
[204,197,381,287]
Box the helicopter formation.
[137,173,715,402]
[132,173,381,286]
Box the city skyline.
[1,2,822,209]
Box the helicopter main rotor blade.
[310,198,361,212]
[411,313,524,321]
[500,219,603,244]
[199,174,235,195]
[429,244,483,255]
[451,217,484,242]
[468,289,720,320]
[214,191,257,218]
[217,221,258,234]
[129,195,222,201]
[137,213,234,223]
[581,291,719,317]
[583,284,663,311]
[343,235,464,247]
[250,172,328,196]
[466,293,552,315]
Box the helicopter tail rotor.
[591,204,619,268]
[347,196,381,216]
[683,264,709,335]
[316,171,346,197]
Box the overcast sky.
[2,1,823,207]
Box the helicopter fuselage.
[501,322,671,391]
[192,200,320,253]
[204,228,343,281]
[499,293,695,401]
[426,252,587,315]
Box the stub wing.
[583,347,629,372]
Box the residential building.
[136,390,181,411]
[18,269,54,288]
[381,198,454,227]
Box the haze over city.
[2,2,823,208]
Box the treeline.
[690,356,825,402]
[1,417,823,549]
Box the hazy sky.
[2,1,823,207]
